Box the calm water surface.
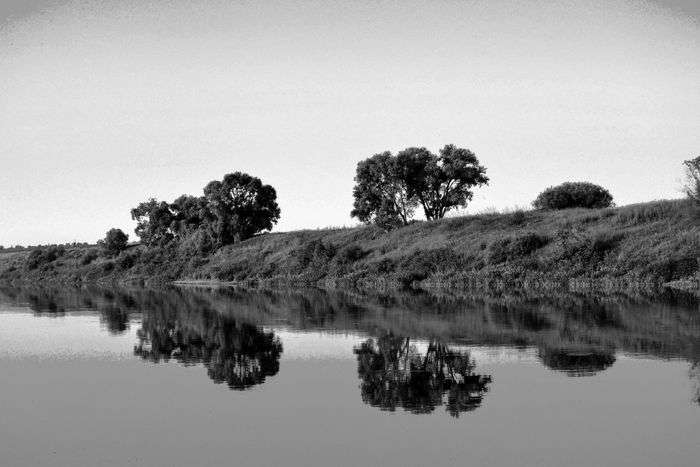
[0,286,698,467]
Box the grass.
[1,199,698,295]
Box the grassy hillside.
[1,199,698,295]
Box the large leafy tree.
[130,199,175,247]
[170,195,212,235]
[203,172,281,244]
[351,145,488,226]
[350,152,417,229]
[408,144,489,220]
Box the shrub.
[103,228,129,257]
[26,246,65,270]
[336,244,368,264]
[396,247,460,286]
[533,182,613,210]
[289,239,336,272]
[117,250,140,270]
[509,209,527,226]
[488,233,549,264]
[80,249,100,265]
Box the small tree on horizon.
[103,228,129,257]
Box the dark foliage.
[351,144,488,226]
[131,172,280,249]
[80,249,100,265]
[103,228,129,257]
[488,232,549,264]
[538,347,616,377]
[131,199,175,247]
[533,182,613,210]
[26,246,65,270]
[203,172,281,244]
[354,334,491,417]
[351,151,417,228]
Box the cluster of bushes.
[26,246,66,270]
[131,172,280,250]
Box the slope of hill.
[1,199,698,296]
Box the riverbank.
[1,199,698,296]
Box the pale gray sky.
[1,0,698,246]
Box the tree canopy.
[130,172,280,248]
[351,144,488,227]
[102,228,129,257]
[203,172,281,244]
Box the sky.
[1,0,698,246]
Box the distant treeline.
[0,242,92,252]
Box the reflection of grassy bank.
[1,199,698,295]
[2,285,698,366]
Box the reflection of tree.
[134,308,282,390]
[354,334,491,417]
[538,346,616,377]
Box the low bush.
[488,233,549,264]
[80,249,100,265]
[533,182,613,210]
[335,244,368,265]
[26,246,65,270]
[289,239,336,272]
[117,250,140,270]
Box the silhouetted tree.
[533,182,613,210]
[351,152,417,229]
[403,144,489,220]
[103,228,128,257]
[683,156,700,204]
[203,172,280,244]
[351,145,488,226]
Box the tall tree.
[130,199,175,247]
[170,195,212,235]
[408,144,489,220]
[203,172,280,244]
[351,152,418,229]
[351,145,489,226]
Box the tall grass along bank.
[1,199,698,296]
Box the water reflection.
[355,334,491,417]
[133,306,282,390]
[0,285,698,407]
[538,347,616,377]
